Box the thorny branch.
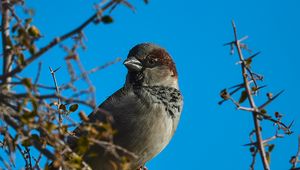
[219,21,293,169]
[231,22,270,170]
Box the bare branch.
[231,20,270,170]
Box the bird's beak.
[123,57,142,72]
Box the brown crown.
[149,49,178,77]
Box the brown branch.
[0,0,117,81]
[232,20,270,170]
[1,0,13,88]
[7,92,95,108]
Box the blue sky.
[3,0,300,169]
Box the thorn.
[288,120,295,129]
[49,66,53,73]
[246,51,261,61]
[53,66,61,73]
[239,35,249,42]
[257,85,268,90]
[229,83,244,89]
[235,61,243,65]
[259,90,285,110]
[243,142,256,146]
[223,41,234,46]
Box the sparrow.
[58,43,183,170]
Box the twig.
[34,62,42,85]
[49,66,62,128]
[25,147,33,170]
[232,20,270,170]
[7,81,56,90]
[33,153,42,170]
[6,92,95,108]
[16,144,30,169]
[250,149,258,170]
[0,155,12,170]
[244,134,284,146]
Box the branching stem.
[232,20,270,170]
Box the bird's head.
[124,43,179,89]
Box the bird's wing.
[68,86,140,148]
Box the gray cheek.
[142,67,169,86]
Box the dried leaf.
[101,15,113,24]
[220,89,230,100]
[22,138,32,147]
[275,112,282,118]
[45,122,57,132]
[245,58,252,67]
[22,78,32,89]
[261,109,267,114]
[266,152,271,164]
[29,45,37,55]
[290,156,297,164]
[59,104,67,111]
[69,104,79,112]
[238,90,247,104]
[268,144,275,152]
[28,25,41,38]
[76,137,89,154]
[25,18,33,26]
[17,53,26,66]
[251,86,258,92]
[79,111,89,122]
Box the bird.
[54,43,183,170]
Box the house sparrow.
[60,43,183,170]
